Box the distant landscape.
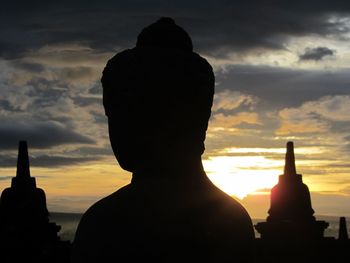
[51,212,83,242]
[51,212,349,242]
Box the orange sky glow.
[1,142,349,219]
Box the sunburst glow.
[203,156,281,199]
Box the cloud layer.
[1,1,350,58]
[0,121,94,149]
[0,1,350,214]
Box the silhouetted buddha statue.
[255,142,328,241]
[72,17,254,262]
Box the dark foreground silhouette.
[0,17,348,263]
[255,142,349,263]
[1,141,349,263]
[72,18,254,262]
[0,141,70,262]
[256,142,328,240]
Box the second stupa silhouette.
[0,141,70,262]
[255,142,329,240]
[0,141,60,238]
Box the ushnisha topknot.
[136,17,193,51]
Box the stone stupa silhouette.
[255,141,329,240]
[0,141,70,262]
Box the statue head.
[101,18,214,173]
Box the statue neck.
[131,156,206,183]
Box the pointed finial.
[284,141,297,176]
[16,141,31,179]
[338,217,349,240]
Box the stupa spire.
[284,141,297,176]
[338,217,349,241]
[11,140,36,188]
[16,141,31,179]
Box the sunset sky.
[1,1,350,218]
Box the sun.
[203,155,281,199]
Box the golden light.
[203,155,281,199]
[202,145,331,199]
[220,146,327,155]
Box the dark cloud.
[215,65,350,109]
[88,84,102,95]
[91,111,108,124]
[341,136,350,153]
[31,155,97,167]
[10,61,45,72]
[59,67,95,82]
[299,47,336,61]
[0,41,27,59]
[0,99,15,112]
[73,96,101,107]
[0,154,98,167]
[0,121,94,149]
[65,146,113,156]
[1,1,350,58]
[26,78,69,101]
